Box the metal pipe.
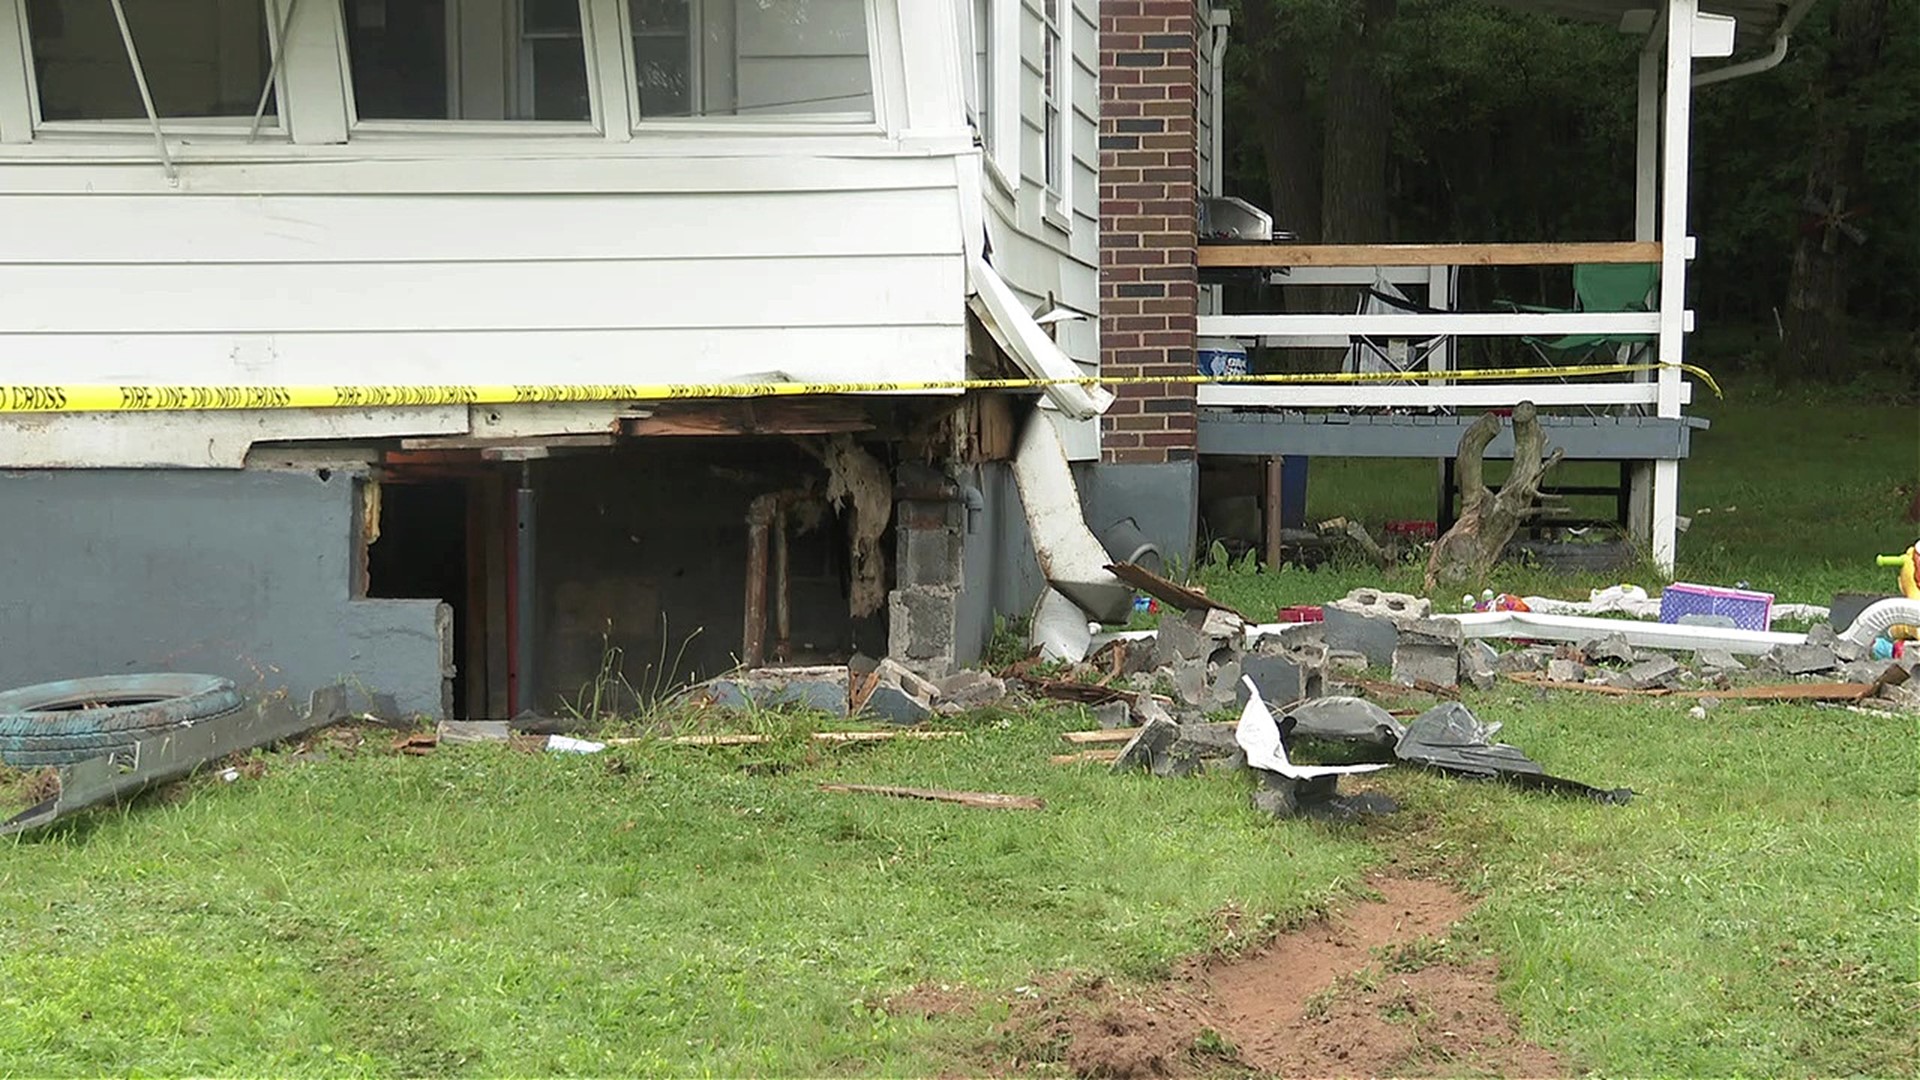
[1263,456,1285,570]
[772,502,791,662]
[514,461,536,714]
[743,495,776,669]
[106,0,174,179]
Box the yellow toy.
[1874,541,1920,641]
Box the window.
[343,0,592,122]
[964,0,988,150]
[23,0,275,123]
[628,0,873,121]
[1040,0,1062,198]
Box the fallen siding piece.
[1441,610,1802,655]
[2,686,348,837]
[1051,749,1124,765]
[817,784,1045,811]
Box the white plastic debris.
[545,735,607,754]
[1235,677,1391,780]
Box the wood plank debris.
[1050,749,1124,765]
[1061,728,1141,745]
[817,784,1045,811]
[1105,561,1249,619]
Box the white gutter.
[1438,610,1802,656]
[1693,0,1819,86]
[967,255,1111,420]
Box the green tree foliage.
[1221,0,1918,358]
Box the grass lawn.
[3,388,1917,1077]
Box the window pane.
[631,0,872,120]
[344,0,591,121]
[26,0,274,121]
[633,34,691,118]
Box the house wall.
[0,0,993,468]
[1092,0,1206,560]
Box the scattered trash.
[438,720,511,744]
[1659,582,1775,631]
[545,735,607,754]
[817,783,1044,811]
[1393,702,1632,803]
[392,731,438,756]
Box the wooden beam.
[622,398,875,437]
[1197,241,1663,269]
[1196,312,1663,338]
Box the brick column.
[1099,1,1202,465]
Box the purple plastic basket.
[1658,582,1774,631]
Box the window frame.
[342,0,604,135]
[14,0,292,139]
[1039,0,1068,228]
[964,0,1016,193]
[621,0,885,133]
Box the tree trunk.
[1240,0,1321,242]
[1782,0,1889,381]
[1425,403,1564,592]
[1320,0,1396,244]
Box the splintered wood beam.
[1196,241,1663,269]
[1061,728,1141,744]
[622,398,875,437]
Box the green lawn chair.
[1497,262,1659,417]
[1501,262,1660,367]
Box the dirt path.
[995,876,1565,1079]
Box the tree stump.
[1425,402,1563,593]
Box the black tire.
[0,674,242,767]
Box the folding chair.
[1503,262,1658,368]
[1343,274,1449,380]
[1344,273,1453,415]
[1498,262,1659,417]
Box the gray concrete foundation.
[0,467,449,719]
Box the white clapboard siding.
[0,255,959,333]
[0,189,960,264]
[0,324,966,387]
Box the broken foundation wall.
[0,467,448,719]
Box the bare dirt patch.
[884,982,983,1020]
[1001,877,1565,1079]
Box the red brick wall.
[1099,1,1202,465]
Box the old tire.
[0,674,242,767]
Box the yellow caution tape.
[0,362,1719,414]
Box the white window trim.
[11,0,291,138]
[344,0,603,131]
[1040,0,1068,231]
[621,0,885,133]
[971,0,1016,195]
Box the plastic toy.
[1462,589,1529,613]
[1872,541,1919,642]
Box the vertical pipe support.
[513,460,537,714]
[772,502,792,662]
[1263,457,1285,569]
[743,494,776,670]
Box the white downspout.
[1207,8,1231,197]
[1693,0,1819,86]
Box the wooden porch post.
[1652,0,1696,573]
[1627,14,1664,546]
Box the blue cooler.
[1195,337,1248,377]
